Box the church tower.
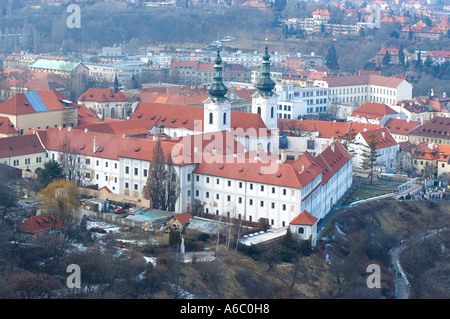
[203,46,231,133]
[252,35,278,151]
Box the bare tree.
[58,136,92,187]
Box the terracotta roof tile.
[17,214,67,234]
[290,210,318,226]
[0,134,45,158]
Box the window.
[216,178,220,185]
[144,169,148,177]
[250,184,253,190]
[216,194,219,200]
[209,112,213,125]
[227,195,231,201]
[86,158,90,165]
[260,201,264,207]
[271,202,275,209]
[206,191,209,198]
[238,197,242,204]
[249,199,253,205]
[195,190,199,197]
[261,185,264,192]
[96,160,99,166]
[196,175,199,182]
[134,184,138,190]
[298,227,304,234]
[227,180,231,187]
[223,112,227,125]
[272,187,275,194]
[105,162,108,168]
[105,176,108,181]
[283,189,287,196]
[125,166,129,174]
[134,168,138,176]
[282,204,286,211]
[206,177,210,183]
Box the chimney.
[381,131,385,138]
[68,126,72,131]
[186,203,190,213]
[93,136,98,153]
[331,142,335,153]
[294,148,299,160]
[84,128,89,133]
[153,135,158,141]
[302,164,305,171]
[281,149,287,163]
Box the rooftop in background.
[0,90,76,115]
[28,59,84,72]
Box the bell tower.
[203,41,231,133]
[252,33,278,132]
[251,33,278,152]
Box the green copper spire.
[207,46,228,103]
[255,34,276,97]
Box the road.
[389,241,410,299]
[389,228,448,299]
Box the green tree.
[361,134,381,184]
[382,51,391,66]
[143,140,167,210]
[113,74,119,93]
[326,45,339,72]
[0,183,18,220]
[37,160,65,187]
[168,228,181,247]
[165,154,180,212]
[398,47,405,67]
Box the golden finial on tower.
[265,29,268,45]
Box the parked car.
[114,208,127,214]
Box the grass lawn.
[344,181,398,204]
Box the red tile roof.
[325,74,407,89]
[278,119,381,139]
[0,90,75,115]
[359,127,397,149]
[77,88,128,103]
[413,142,450,162]
[74,119,150,137]
[37,127,243,166]
[351,102,397,119]
[130,102,269,137]
[17,214,67,234]
[290,210,318,226]
[77,104,101,125]
[174,212,192,225]
[194,150,323,189]
[315,141,352,184]
[383,118,420,136]
[0,134,45,158]
[0,116,18,134]
[409,116,450,138]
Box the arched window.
[110,107,115,119]
[271,107,274,118]
[257,106,261,116]
[223,112,227,125]
[209,112,213,125]
[298,227,304,234]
